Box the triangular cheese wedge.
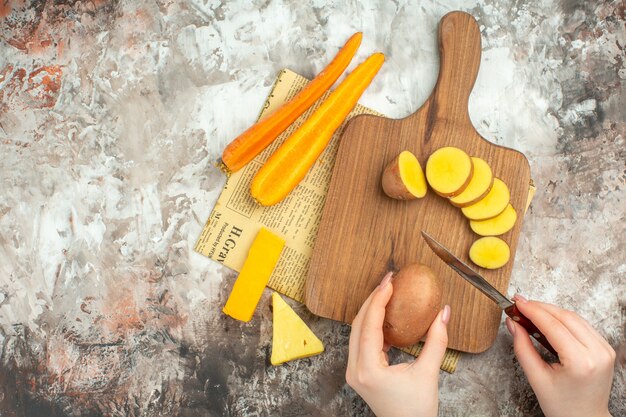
[271,292,324,365]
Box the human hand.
[346,271,451,417]
[507,295,615,417]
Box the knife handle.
[505,303,558,357]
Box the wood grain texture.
[305,11,531,353]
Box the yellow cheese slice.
[222,228,285,322]
[271,292,324,365]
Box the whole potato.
[383,263,442,347]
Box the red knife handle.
[505,303,558,357]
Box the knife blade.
[421,231,557,357]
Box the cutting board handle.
[432,11,482,124]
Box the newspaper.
[196,69,542,373]
[194,69,384,301]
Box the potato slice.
[470,204,517,236]
[469,237,510,269]
[449,157,493,207]
[381,151,427,199]
[425,147,473,197]
[461,178,510,220]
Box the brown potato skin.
[383,263,443,347]
[381,155,417,200]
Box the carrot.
[250,52,385,206]
[220,32,363,173]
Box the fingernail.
[513,294,528,303]
[506,317,516,335]
[379,271,393,289]
[441,304,451,324]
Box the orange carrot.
[220,32,363,173]
[250,52,385,206]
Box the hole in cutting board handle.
[431,11,482,123]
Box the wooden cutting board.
[305,11,531,353]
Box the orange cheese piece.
[222,228,285,322]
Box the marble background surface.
[0,0,624,416]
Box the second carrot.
[250,52,385,206]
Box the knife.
[421,231,557,357]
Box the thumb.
[415,305,450,374]
[507,318,551,387]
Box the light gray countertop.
[0,1,624,416]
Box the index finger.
[514,298,585,358]
[526,300,614,355]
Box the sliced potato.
[470,204,517,236]
[469,236,510,269]
[449,157,493,207]
[461,178,510,221]
[381,151,427,199]
[425,147,473,197]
